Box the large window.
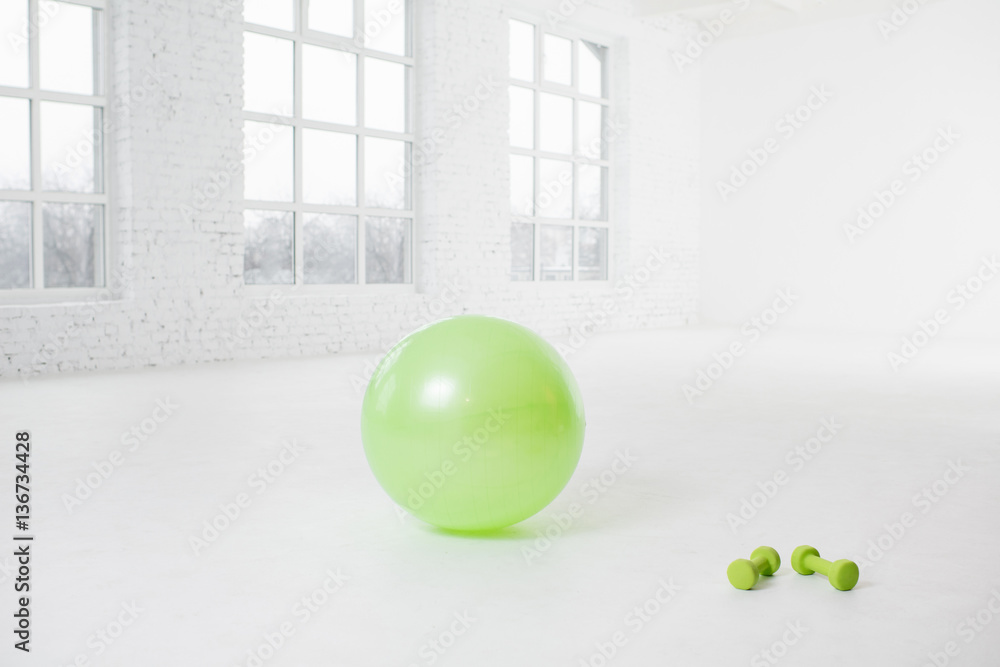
[0,0,108,291]
[242,0,412,287]
[508,18,610,282]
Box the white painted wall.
[0,0,700,377]
[700,0,1000,338]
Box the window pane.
[539,225,572,281]
[509,20,534,82]
[244,32,293,116]
[578,164,606,221]
[543,34,571,85]
[0,201,31,289]
[244,0,294,30]
[39,2,96,95]
[303,128,357,205]
[578,101,604,159]
[509,86,533,149]
[365,217,410,284]
[244,121,293,202]
[537,159,572,218]
[303,45,356,125]
[244,210,293,284]
[539,93,572,154]
[579,41,606,97]
[41,101,100,193]
[364,57,406,132]
[365,137,407,209]
[304,214,356,284]
[0,97,30,189]
[308,0,353,37]
[42,203,102,288]
[510,154,533,216]
[578,226,607,280]
[0,0,29,88]
[511,223,533,282]
[364,0,406,55]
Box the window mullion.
[28,0,43,289]
[577,218,591,280]
[294,133,304,286]
[92,7,103,96]
[356,46,366,285]
[532,153,540,279]
[531,18,545,281]
[571,37,580,281]
[294,207,304,285]
[531,217,541,283]
[355,0,366,286]
[294,14,304,284]
[532,22,542,281]
[355,0,364,47]
[99,4,111,290]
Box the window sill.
[509,279,612,289]
[243,283,416,298]
[0,288,118,307]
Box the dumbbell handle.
[802,552,831,576]
[751,554,771,572]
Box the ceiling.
[633,0,929,37]
[634,0,806,15]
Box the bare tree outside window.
[508,18,610,282]
[0,1,107,291]
[242,0,412,287]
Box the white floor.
[3,326,1000,666]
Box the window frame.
[0,0,113,304]
[507,12,614,285]
[242,0,416,294]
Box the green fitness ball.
[361,315,586,532]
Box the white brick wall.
[0,0,700,378]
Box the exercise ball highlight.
[361,315,585,531]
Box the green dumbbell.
[791,545,859,591]
[727,546,781,590]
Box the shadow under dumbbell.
[749,573,781,590]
